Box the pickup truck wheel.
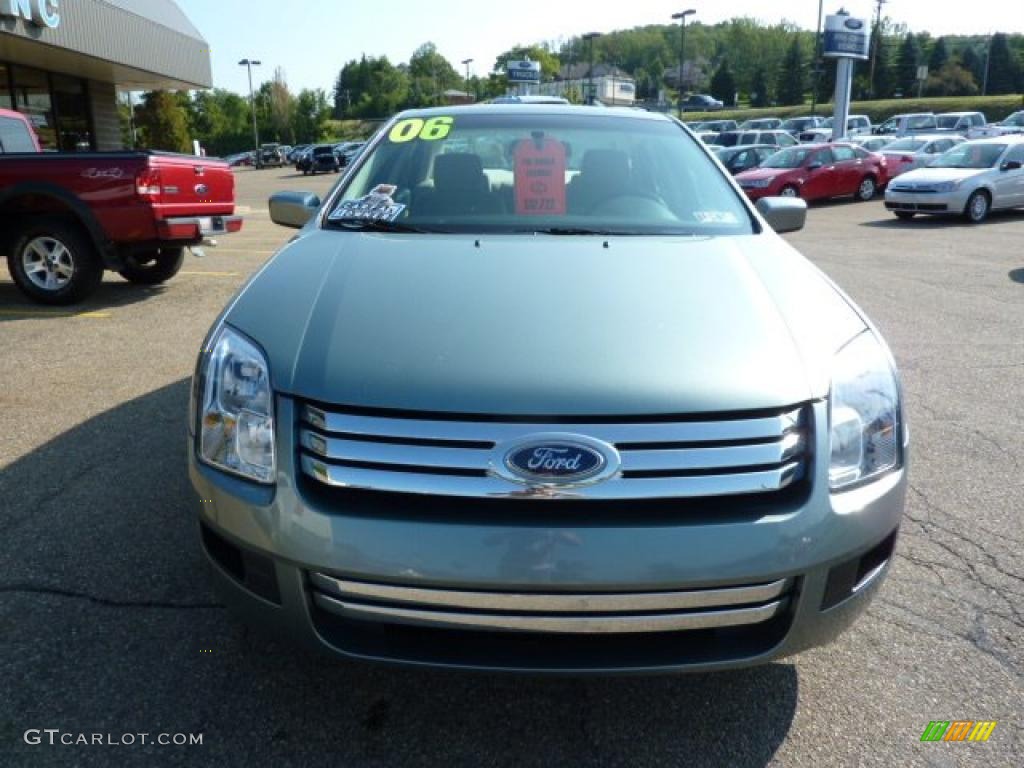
[118,247,185,285]
[8,218,103,305]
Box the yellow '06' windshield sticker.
[388,116,454,143]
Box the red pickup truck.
[0,108,242,304]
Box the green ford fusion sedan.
[189,105,907,673]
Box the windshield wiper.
[327,218,438,234]
[533,226,642,236]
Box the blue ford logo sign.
[844,18,864,30]
[495,434,620,488]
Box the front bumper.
[189,398,906,673]
[884,188,968,215]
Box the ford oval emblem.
[844,18,864,30]
[502,437,613,485]
[194,183,209,195]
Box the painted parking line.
[0,308,111,318]
[179,271,240,277]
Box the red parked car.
[735,143,889,203]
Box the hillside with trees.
[127,19,1023,154]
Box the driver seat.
[568,149,631,214]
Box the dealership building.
[1,0,211,151]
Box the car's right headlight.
[829,332,903,491]
[194,325,276,484]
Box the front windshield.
[937,116,961,129]
[329,112,753,235]
[884,139,926,152]
[761,147,814,169]
[932,143,1006,169]
[1002,113,1024,127]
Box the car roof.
[938,111,982,117]
[395,103,670,122]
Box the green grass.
[682,94,1024,123]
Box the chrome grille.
[309,572,793,634]
[298,403,808,500]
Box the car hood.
[226,231,866,415]
[890,167,987,184]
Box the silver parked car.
[190,105,907,673]
[799,115,873,142]
[881,135,964,178]
[885,137,1024,222]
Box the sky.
[177,0,1023,96]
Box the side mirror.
[269,191,321,229]
[1002,160,1023,171]
[756,196,807,234]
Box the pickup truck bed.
[1,109,242,304]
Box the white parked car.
[968,111,1024,139]
[884,137,1024,223]
[799,115,872,142]
[874,113,937,137]
[881,135,964,177]
[934,112,987,135]
[847,136,893,153]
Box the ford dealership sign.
[1,0,60,28]
[823,14,869,60]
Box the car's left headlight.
[829,332,903,491]
[192,325,275,484]
[933,180,962,193]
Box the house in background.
[538,63,637,106]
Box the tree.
[928,37,949,71]
[894,33,920,96]
[709,59,736,106]
[869,22,894,98]
[333,55,410,118]
[924,62,978,97]
[407,42,462,106]
[776,37,805,106]
[751,68,771,107]
[293,89,331,143]
[985,34,1021,95]
[959,45,983,84]
[134,90,190,152]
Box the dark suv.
[298,145,340,176]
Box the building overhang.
[0,0,211,89]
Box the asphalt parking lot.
[1,166,1022,767]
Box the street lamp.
[461,58,474,100]
[238,58,261,166]
[582,32,601,105]
[672,9,696,119]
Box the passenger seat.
[415,153,499,217]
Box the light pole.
[238,59,261,166]
[583,32,601,104]
[461,58,473,100]
[868,0,888,99]
[810,0,824,114]
[672,9,696,119]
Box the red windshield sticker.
[514,138,567,215]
